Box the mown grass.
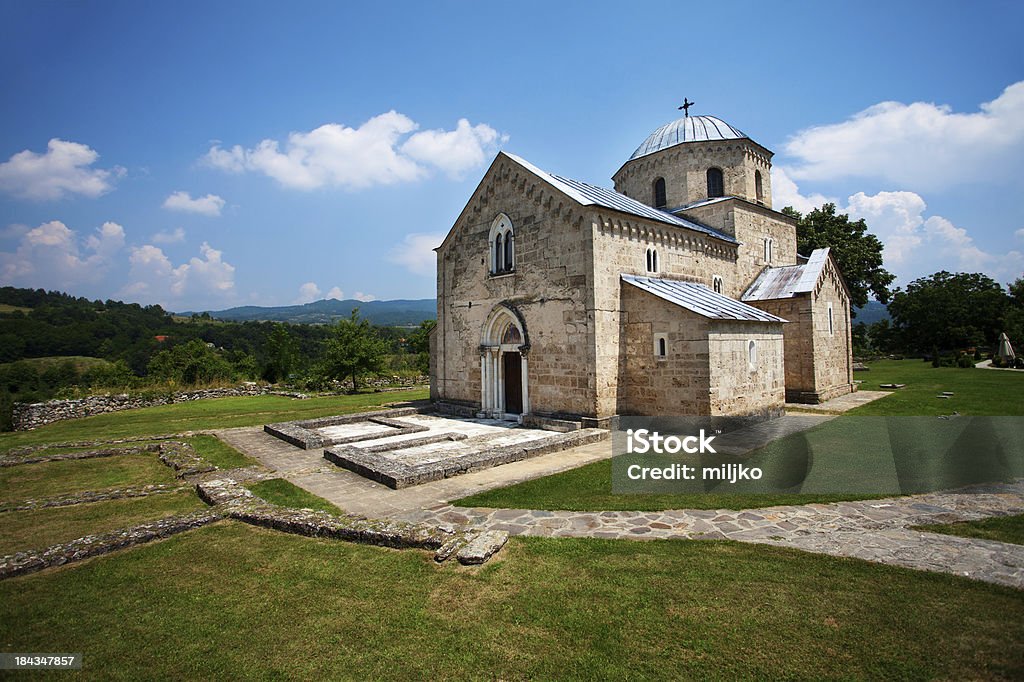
[915,513,1024,546]
[455,459,880,511]
[0,389,428,452]
[0,489,205,556]
[848,359,1024,416]
[245,478,343,515]
[0,454,177,505]
[0,523,1021,680]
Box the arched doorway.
[480,305,530,420]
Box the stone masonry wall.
[589,210,741,417]
[679,201,799,298]
[618,284,712,416]
[810,261,855,401]
[708,321,786,416]
[750,296,814,398]
[612,139,773,210]
[434,154,596,417]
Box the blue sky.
[1,0,1022,311]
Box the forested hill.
[853,300,891,325]
[182,298,437,326]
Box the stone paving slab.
[785,390,890,414]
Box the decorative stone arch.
[488,213,515,275]
[479,303,530,420]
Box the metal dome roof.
[629,115,747,160]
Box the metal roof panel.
[622,274,787,323]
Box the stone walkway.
[784,389,890,413]
[216,417,1024,589]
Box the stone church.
[430,113,854,427]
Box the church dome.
[629,115,747,160]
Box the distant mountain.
[853,300,890,325]
[181,298,437,326]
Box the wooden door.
[503,353,522,414]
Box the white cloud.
[326,286,344,300]
[0,139,123,200]
[771,167,835,214]
[388,232,443,276]
[353,292,377,302]
[122,241,235,304]
[783,82,1024,190]
[203,111,503,190]
[402,118,507,178]
[844,190,1023,285]
[0,220,124,289]
[162,191,226,216]
[151,227,186,244]
[1015,228,1024,241]
[295,281,322,304]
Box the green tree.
[1003,276,1024,350]
[263,323,300,383]
[319,310,387,390]
[147,339,235,385]
[782,203,895,309]
[407,319,436,374]
[888,271,1008,353]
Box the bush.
[957,355,974,368]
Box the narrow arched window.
[828,302,834,336]
[763,237,773,263]
[646,248,658,273]
[748,340,757,368]
[653,177,667,209]
[707,168,724,198]
[503,231,514,271]
[494,235,504,273]
[658,337,667,356]
[713,276,724,294]
[755,170,764,204]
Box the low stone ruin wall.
[11,385,272,431]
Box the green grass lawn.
[848,359,1024,416]
[245,478,344,515]
[915,513,1024,546]
[0,389,428,452]
[0,489,205,556]
[455,459,884,511]
[0,454,178,505]
[0,523,1021,680]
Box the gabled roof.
[502,153,738,244]
[741,248,831,301]
[622,275,787,323]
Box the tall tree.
[262,323,299,383]
[887,271,1008,352]
[782,204,895,309]
[319,309,387,390]
[1003,276,1024,349]
[407,319,436,374]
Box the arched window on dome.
[707,168,724,198]
[755,170,764,205]
[653,177,667,209]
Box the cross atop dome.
[678,97,695,117]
